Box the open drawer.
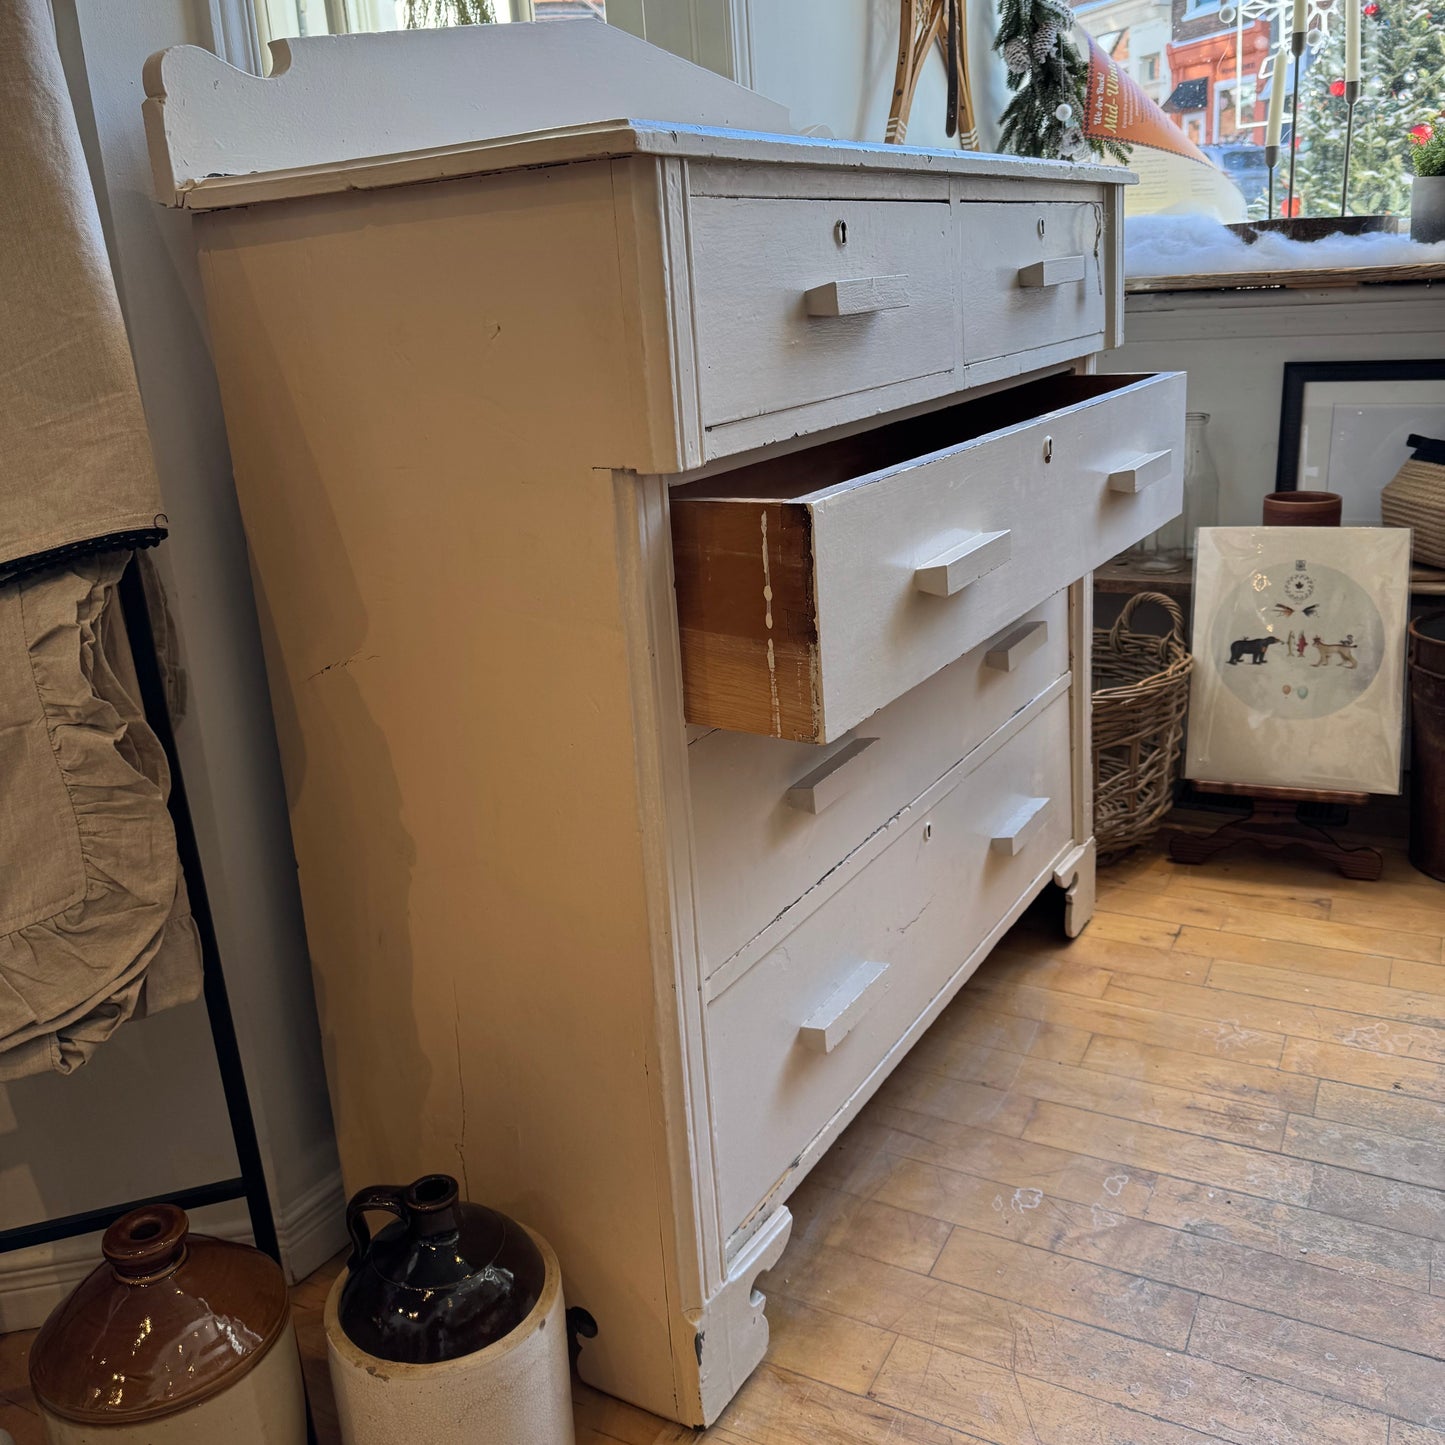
[671,370,1184,743]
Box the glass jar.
[1137,411,1219,571]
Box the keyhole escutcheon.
[834,219,848,246]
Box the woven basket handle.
[1109,590,1188,654]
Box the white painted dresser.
[145,22,1183,1426]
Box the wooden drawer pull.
[785,737,878,814]
[914,529,1012,598]
[990,796,1052,856]
[1017,255,1086,288]
[805,275,909,316]
[984,620,1048,672]
[798,960,891,1053]
[1107,449,1175,494]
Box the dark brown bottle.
[338,1173,545,1363]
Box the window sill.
[1125,259,1445,293]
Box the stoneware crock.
[28,1204,307,1443]
[1411,174,1445,245]
[325,1173,573,1444]
[1261,490,1343,526]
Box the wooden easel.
[886,0,979,148]
[1167,782,1384,880]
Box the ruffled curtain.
[0,0,202,1076]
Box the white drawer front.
[689,592,1069,971]
[959,201,1107,368]
[672,370,1183,743]
[689,196,956,429]
[705,690,1074,1237]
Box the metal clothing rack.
[0,555,279,1266]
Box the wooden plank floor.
[4,812,1444,1444]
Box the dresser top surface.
[144,22,1131,213]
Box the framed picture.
[1275,360,1445,525]
[1186,527,1410,795]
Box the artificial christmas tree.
[1291,0,1445,217]
[994,0,1130,160]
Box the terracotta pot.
[1261,490,1342,527]
[29,1204,307,1444]
[326,1174,573,1444]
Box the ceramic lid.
[29,1204,290,1424]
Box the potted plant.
[1410,118,1445,243]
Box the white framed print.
[1185,527,1411,795]
[1276,361,1445,526]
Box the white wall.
[1102,287,1445,524]
[1,0,345,1330]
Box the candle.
[1266,40,1288,148]
[1346,0,1361,82]
[1292,0,1307,32]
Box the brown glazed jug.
[28,1204,307,1443]
[338,1173,545,1362]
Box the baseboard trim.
[276,1167,347,1283]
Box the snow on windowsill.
[1125,213,1445,289]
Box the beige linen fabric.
[0,0,202,1075]
[0,557,202,1078]
[0,0,166,579]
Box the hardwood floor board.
[994,925,1197,981]
[721,1362,989,1445]
[1284,1114,1445,1190]
[968,951,1114,998]
[1314,1079,1445,1146]
[1005,1306,1389,1445]
[1022,1101,1316,1204]
[1307,1162,1445,1242]
[1186,1297,1445,1430]
[868,1334,1046,1445]
[1329,895,1445,942]
[1105,971,1445,1062]
[1027,1021,1093,1066]
[1009,1056,1288,1148]
[573,1382,684,1445]
[876,1152,1445,1355]
[1204,961,1445,1033]
[1215,904,1441,966]
[1281,1038,1445,1104]
[1076,911,1185,951]
[1081,1034,1319,1115]
[822,1195,955,1275]
[1172,925,1396,985]
[807,1116,900,1199]
[869,1107,1159,1216]
[1013,1376,1231,1445]
[1391,1424,1445,1445]
[1143,1176,1434,1293]
[930,1226,1199,1350]
[914,1001,1044,1055]
[1166,877,1331,920]
[904,1037,1027,1092]
[1392,959,1445,996]
[1097,885,1228,930]
[877,1069,1037,1140]
[761,1294,896,1396]
[968,981,1287,1067]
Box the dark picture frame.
[1275,359,1445,503]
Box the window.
[1070,0,1443,226]
[254,0,602,48]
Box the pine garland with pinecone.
[995,0,1130,162]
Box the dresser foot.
[1053,838,1096,938]
[694,1207,793,1425]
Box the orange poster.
[1081,30,1211,163]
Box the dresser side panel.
[192,163,702,1419]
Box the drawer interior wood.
[673,372,1144,505]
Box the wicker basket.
[1381,458,1445,568]
[1093,591,1193,859]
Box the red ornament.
[1410,123,1435,143]
[1363,4,1379,15]
[1330,78,1347,95]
